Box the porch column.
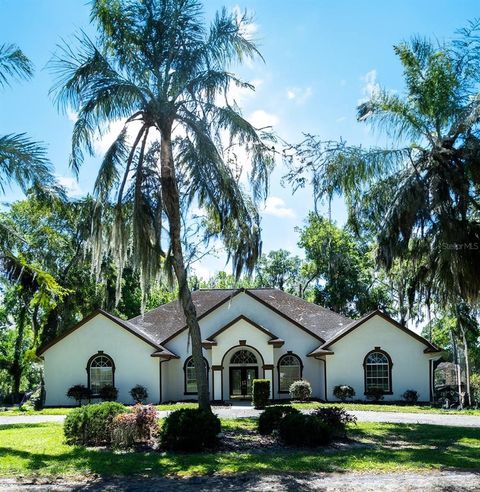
[212,365,223,402]
[263,364,274,399]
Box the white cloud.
[227,78,262,106]
[261,196,296,218]
[93,119,158,156]
[57,176,83,197]
[190,263,213,280]
[359,69,380,104]
[233,5,258,38]
[66,109,78,122]
[285,86,313,104]
[94,119,128,155]
[248,109,279,128]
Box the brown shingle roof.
[128,288,351,344]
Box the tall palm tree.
[0,44,52,194]
[287,24,480,308]
[50,0,274,410]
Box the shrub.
[111,412,138,449]
[160,408,221,451]
[333,385,356,402]
[111,404,158,449]
[365,387,385,402]
[258,405,300,435]
[312,406,357,437]
[132,404,158,442]
[252,379,270,409]
[470,374,480,406]
[289,379,312,401]
[130,385,149,404]
[278,412,332,447]
[99,384,118,401]
[402,389,419,403]
[66,384,92,406]
[64,401,126,445]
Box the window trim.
[86,352,115,395]
[363,348,393,395]
[229,348,258,365]
[183,356,209,395]
[277,352,303,394]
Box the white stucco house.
[38,288,442,406]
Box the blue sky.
[1,0,478,278]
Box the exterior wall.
[43,314,160,406]
[211,318,273,400]
[42,293,435,405]
[326,315,434,402]
[163,293,324,401]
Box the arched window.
[88,353,114,394]
[278,354,302,393]
[364,350,392,393]
[230,349,257,365]
[184,356,209,394]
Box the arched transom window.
[230,349,257,365]
[184,357,208,394]
[278,354,302,393]
[88,354,114,394]
[364,351,392,392]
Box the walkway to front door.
[229,367,258,399]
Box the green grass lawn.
[2,401,480,416]
[290,402,480,415]
[1,419,480,478]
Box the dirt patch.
[3,471,480,491]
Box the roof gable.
[308,310,441,357]
[129,288,351,345]
[37,309,176,358]
[202,315,284,348]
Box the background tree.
[298,213,391,318]
[287,26,480,306]
[286,24,480,402]
[51,0,274,410]
[255,249,302,294]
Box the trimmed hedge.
[333,385,355,402]
[130,385,149,404]
[402,389,419,403]
[258,405,300,435]
[160,408,221,451]
[252,379,270,409]
[289,380,312,401]
[64,401,126,445]
[278,412,332,446]
[312,406,357,437]
[99,384,118,401]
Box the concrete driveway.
[2,407,480,427]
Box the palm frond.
[0,133,52,194]
[0,44,33,89]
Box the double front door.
[229,367,258,399]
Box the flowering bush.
[111,404,158,449]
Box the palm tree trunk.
[11,304,27,403]
[160,125,210,412]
